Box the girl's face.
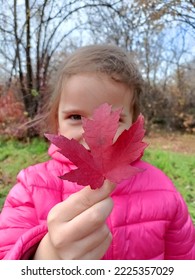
[58,73,133,148]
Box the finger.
[80,231,112,260]
[62,197,113,241]
[60,224,111,260]
[48,181,114,223]
[75,224,111,259]
[102,179,116,193]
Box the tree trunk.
[25,0,38,119]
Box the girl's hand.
[33,181,115,260]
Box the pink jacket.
[0,144,195,260]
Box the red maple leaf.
[45,103,148,189]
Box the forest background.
[0,0,195,221]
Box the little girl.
[0,44,195,260]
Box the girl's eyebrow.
[61,106,81,113]
[61,109,127,118]
[61,108,84,115]
[61,105,127,118]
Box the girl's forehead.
[59,73,133,114]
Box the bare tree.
[0,0,194,134]
[0,0,122,122]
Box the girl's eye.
[69,114,81,120]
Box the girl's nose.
[77,126,90,150]
[79,138,90,150]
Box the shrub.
[0,87,28,138]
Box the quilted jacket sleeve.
[165,192,195,259]
[0,176,48,260]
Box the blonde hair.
[47,44,143,133]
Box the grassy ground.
[144,132,195,222]
[0,134,195,223]
[0,137,49,208]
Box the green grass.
[0,137,195,223]
[143,149,195,222]
[0,137,49,208]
